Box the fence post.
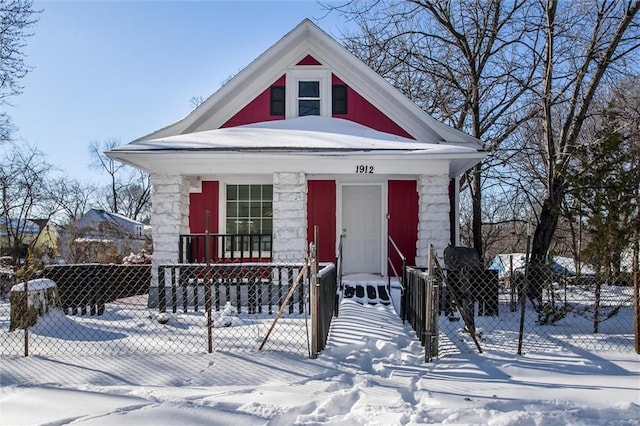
[425,246,436,362]
[310,225,319,359]
[205,211,213,354]
[517,231,532,355]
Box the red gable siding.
[298,55,322,65]
[307,180,336,262]
[221,74,413,138]
[189,181,219,233]
[221,76,286,128]
[388,180,418,272]
[332,75,413,139]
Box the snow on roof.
[111,116,480,155]
[489,253,595,278]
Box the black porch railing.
[179,233,272,263]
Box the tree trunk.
[528,175,565,310]
[471,164,484,262]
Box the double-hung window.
[298,81,320,116]
[286,69,331,118]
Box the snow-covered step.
[342,280,391,305]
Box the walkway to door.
[328,274,411,350]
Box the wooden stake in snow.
[259,260,308,351]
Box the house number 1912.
[355,165,374,174]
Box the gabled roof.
[79,209,143,229]
[135,19,483,150]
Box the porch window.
[226,184,273,252]
[298,81,320,116]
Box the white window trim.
[285,68,332,119]
[218,179,274,258]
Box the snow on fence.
[9,279,61,332]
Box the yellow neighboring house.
[0,218,59,261]
[31,219,60,261]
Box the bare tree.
[0,142,53,262]
[525,0,640,281]
[88,138,151,221]
[89,139,126,213]
[327,0,539,260]
[47,177,97,224]
[0,0,39,144]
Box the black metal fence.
[43,264,150,316]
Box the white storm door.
[342,185,382,274]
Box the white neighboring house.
[76,209,148,256]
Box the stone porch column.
[148,172,190,307]
[416,173,450,267]
[272,172,307,263]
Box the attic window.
[285,69,331,118]
[332,85,347,114]
[298,81,320,116]
[270,86,285,116]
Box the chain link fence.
[404,246,638,360]
[0,262,332,358]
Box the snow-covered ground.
[1,296,639,425]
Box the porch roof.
[107,116,486,177]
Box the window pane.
[263,185,273,198]
[239,185,250,200]
[250,185,262,199]
[299,100,320,116]
[227,185,238,201]
[299,81,319,97]
[226,219,237,234]
[238,202,249,217]
[263,201,272,217]
[227,201,237,217]
[236,221,249,234]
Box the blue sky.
[9,1,351,185]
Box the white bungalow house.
[106,19,486,306]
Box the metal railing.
[179,233,272,263]
[314,263,338,356]
[388,235,407,318]
[336,234,344,290]
[402,247,441,362]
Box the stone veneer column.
[148,173,190,307]
[416,174,451,267]
[272,172,307,263]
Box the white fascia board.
[106,149,486,179]
[135,151,485,177]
